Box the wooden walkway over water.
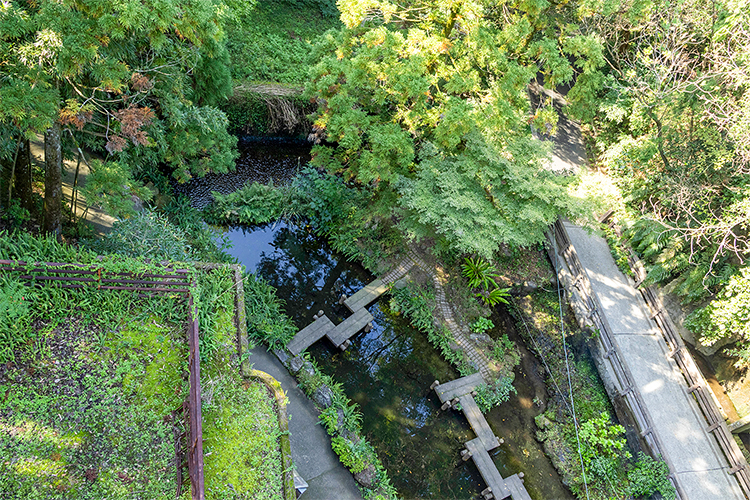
[287,276,391,356]
[433,376,531,500]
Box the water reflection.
[221,221,572,499]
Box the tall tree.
[0,0,238,232]
[306,0,605,256]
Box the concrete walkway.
[249,346,362,500]
[543,85,746,500]
[561,222,744,500]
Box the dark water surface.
[221,222,573,500]
[174,137,311,208]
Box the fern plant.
[462,256,499,290]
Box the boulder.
[353,463,378,489]
[313,385,334,408]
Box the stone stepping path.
[433,376,531,500]
[406,247,494,379]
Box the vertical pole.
[187,291,205,500]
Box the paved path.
[560,223,744,500]
[543,86,745,500]
[249,346,361,500]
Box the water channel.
[191,139,574,499]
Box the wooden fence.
[550,219,750,500]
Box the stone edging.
[247,369,296,500]
[405,248,493,380]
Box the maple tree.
[0,0,238,235]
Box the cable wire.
[553,235,591,500]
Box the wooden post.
[338,294,347,304]
[441,401,451,411]
[364,322,373,333]
[461,449,472,461]
[430,380,440,390]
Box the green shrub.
[462,256,499,289]
[84,210,191,261]
[209,181,293,225]
[243,273,297,350]
[628,452,676,499]
[474,376,516,413]
[0,276,37,362]
[686,267,750,365]
[331,436,372,474]
[470,317,494,334]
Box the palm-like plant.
[462,256,499,289]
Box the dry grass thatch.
[232,83,310,134]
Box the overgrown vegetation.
[516,291,675,500]
[390,284,475,377]
[0,232,283,499]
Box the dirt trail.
[29,137,116,235]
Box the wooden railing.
[551,219,750,500]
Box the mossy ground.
[0,315,186,499]
[1,265,283,500]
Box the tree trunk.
[16,138,34,213]
[44,123,62,239]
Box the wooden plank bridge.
[433,376,532,500]
[287,277,388,356]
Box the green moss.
[115,316,186,416]
[201,379,283,499]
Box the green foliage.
[243,273,297,350]
[79,160,154,220]
[390,284,475,376]
[305,0,602,255]
[474,376,517,413]
[624,218,737,303]
[686,267,750,365]
[491,334,521,367]
[1,0,239,196]
[291,355,396,499]
[161,103,239,183]
[462,256,499,289]
[331,436,371,474]
[601,224,633,278]
[83,211,192,262]
[0,276,36,362]
[209,181,293,225]
[478,286,512,307]
[161,196,233,263]
[628,452,676,500]
[225,0,341,84]
[1,199,31,230]
[470,317,494,334]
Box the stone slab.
[459,394,500,451]
[287,315,335,356]
[326,308,373,346]
[465,437,510,499]
[435,372,484,403]
[343,279,388,312]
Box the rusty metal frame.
[0,259,207,500]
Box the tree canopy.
[305,0,605,256]
[0,0,239,228]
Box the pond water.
[174,136,311,209]
[221,221,573,500]
[206,138,573,499]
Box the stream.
[195,140,574,499]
